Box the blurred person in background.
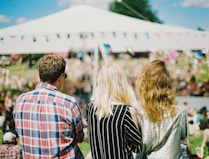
[4,91,13,123]
[0,131,21,159]
[4,91,13,113]
[199,111,209,130]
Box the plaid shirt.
[0,144,21,159]
[14,83,84,159]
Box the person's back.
[87,103,141,159]
[13,54,84,159]
[135,60,189,159]
[15,84,84,158]
[138,105,188,159]
[87,63,142,159]
[199,112,209,130]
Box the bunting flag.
[194,51,203,59]
[90,33,94,38]
[145,32,149,39]
[112,32,116,37]
[21,35,24,40]
[134,33,138,39]
[45,35,49,42]
[56,34,60,38]
[1,31,208,44]
[77,52,83,59]
[103,43,112,55]
[0,30,209,54]
[33,36,36,42]
[169,50,177,61]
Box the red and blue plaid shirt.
[14,83,84,159]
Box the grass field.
[190,131,208,157]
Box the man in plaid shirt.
[14,54,84,159]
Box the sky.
[0,0,209,31]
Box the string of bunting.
[0,31,209,43]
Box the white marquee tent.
[1,5,209,94]
[0,4,209,54]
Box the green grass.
[190,131,209,157]
[8,63,36,76]
[7,63,39,80]
[190,133,203,153]
[78,142,90,157]
[173,54,209,82]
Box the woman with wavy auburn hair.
[135,60,190,159]
[86,63,142,159]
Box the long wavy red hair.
[135,60,176,123]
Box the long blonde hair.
[93,63,138,119]
[135,60,176,123]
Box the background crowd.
[0,50,209,158]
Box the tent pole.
[99,43,108,64]
[92,42,99,99]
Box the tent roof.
[0,5,209,53]
[0,5,189,35]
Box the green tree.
[109,0,162,23]
[197,27,205,31]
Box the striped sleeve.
[87,103,143,159]
[125,106,142,153]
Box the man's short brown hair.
[38,54,66,83]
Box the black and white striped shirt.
[86,103,142,159]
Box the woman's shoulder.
[112,103,128,109]
[87,101,94,108]
[112,104,132,114]
[175,105,187,115]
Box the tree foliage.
[197,27,205,31]
[109,0,162,23]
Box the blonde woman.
[135,60,189,159]
[87,63,142,159]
